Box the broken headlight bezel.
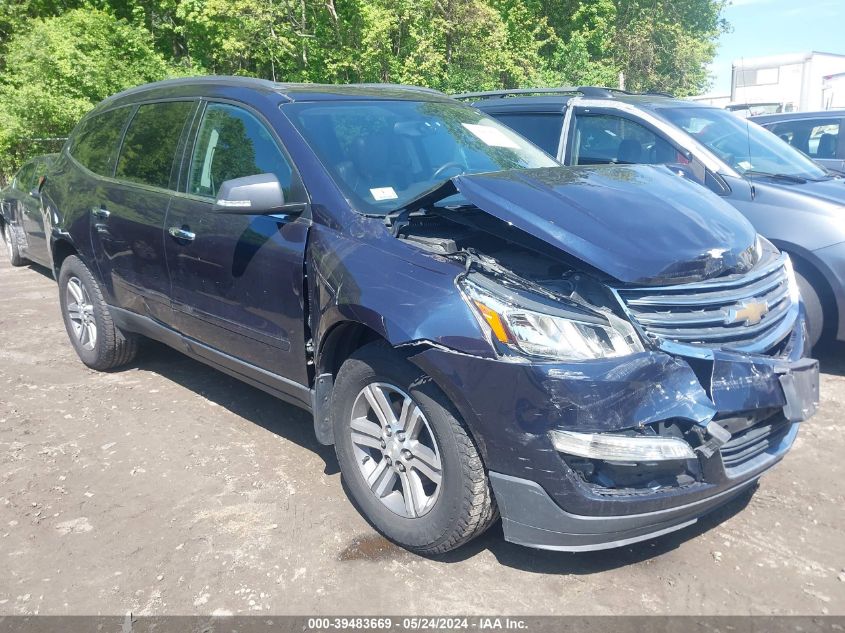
[459,276,645,361]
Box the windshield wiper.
[743,170,807,184]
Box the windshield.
[658,106,828,180]
[284,100,557,214]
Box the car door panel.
[164,199,310,383]
[92,184,173,319]
[19,161,49,265]
[164,101,310,385]
[91,100,196,320]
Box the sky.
[708,0,845,94]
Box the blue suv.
[31,77,818,554]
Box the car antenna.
[740,57,756,200]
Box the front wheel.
[58,255,138,370]
[332,342,497,555]
[795,271,823,350]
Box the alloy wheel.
[349,382,442,518]
[66,276,97,350]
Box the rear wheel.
[795,270,823,350]
[58,255,138,370]
[3,222,26,266]
[332,342,497,555]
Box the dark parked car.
[751,109,845,173]
[461,87,845,348]
[1,153,57,268]
[39,77,817,554]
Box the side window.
[14,162,36,191]
[768,119,840,158]
[492,113,563,157]
[69,108,132,176]
[116,101,194,189]
[807,121,839,159]
[188,103,297,201]
[571,113,681,166]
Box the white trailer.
[731,51,845,112]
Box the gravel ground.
[1,256,844,616]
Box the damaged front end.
[390,165,819,550]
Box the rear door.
[92,100,196,321]
[19,157,50,265]
[6,161,36,256]
[163,100,311,385]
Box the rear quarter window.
[68,107,132,176]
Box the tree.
[0,8,191,177]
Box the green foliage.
[0,0,729,180]
[0,7,190,178]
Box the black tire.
[332,342,497,555]
[795,270,823,350]
[3,221,26,267]
[58,255,138,370]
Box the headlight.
[460,277,644,361]
[549,429,696,461]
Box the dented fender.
[307,220,497,361]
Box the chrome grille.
[615,253,798,355]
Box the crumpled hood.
[452,165,758,285]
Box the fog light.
[549,430,696,462]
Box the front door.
[164,101,310,386]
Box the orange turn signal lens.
[473,300,511,343]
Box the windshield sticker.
[737,160,753,171]
[461,123,520,149]
[370,187,399,201]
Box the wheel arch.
[771,240,840,340]
[50,237,80,280]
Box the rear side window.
[187,103,297,200]
[491,113,563,157]
[14,162,36,191]
[116,101,194,189]
[68,107,131,176]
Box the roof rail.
[348,83,446,95]
[451,85,675,101]
[452,87,580,100]
[575,86,619,98]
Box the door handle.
[168,226,196,242]
[92,207,110,220]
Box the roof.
[750,109,845,124]
[100,75,452,107]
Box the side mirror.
[212,173,285,215]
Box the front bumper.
[410,324,817,551]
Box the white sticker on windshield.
[738,160,753,171]
[462,123,520,149]
[370,187,399,201]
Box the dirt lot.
[1,256,844,616]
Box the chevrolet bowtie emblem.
[725,300,770,326]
